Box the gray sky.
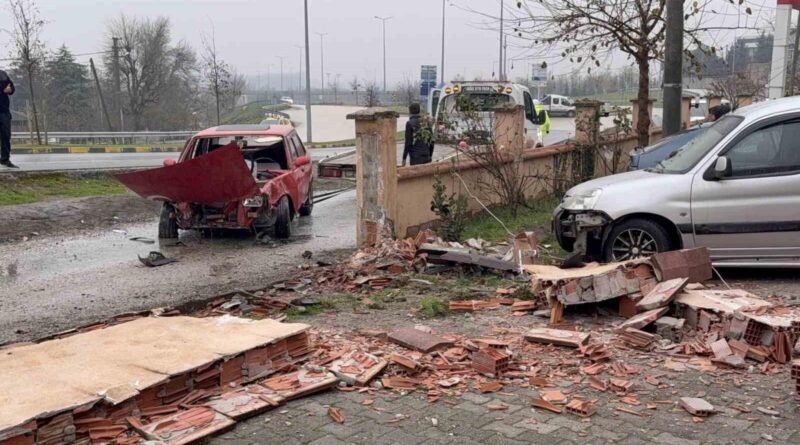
[0,0,780,87]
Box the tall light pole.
[293,44,304,95]
[276,56,285,96]
[374,16,393,92]
[315,32,328,101]
[303,0,313,142]
[498,0,504,81]
[440,0,446,85]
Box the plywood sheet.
[0,316,308,435]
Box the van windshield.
[440,92,510,114]
[651,115,743,174]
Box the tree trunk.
[636,58,651,147]
[26,70,42,145]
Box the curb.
[307,143,355,149]
[11,146,183,154]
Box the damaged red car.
[117,124,313,239]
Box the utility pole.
[788,11,800,96]
[266,64,271,102]
[304,0,313,142]
[315,32,328,101]
[662,0,683,137]
[374,16,392,92]
[293,44,304,95]
[111,37,123,130]
[89,58,114,132]
[276,56,285,97]
[440,0,446,84]
[498,0,504,81]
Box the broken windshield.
[651,115,743,174]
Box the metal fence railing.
[10,131,194,146]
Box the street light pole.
[498,0,504,81]
[315,32,328,101]
[276,56,285,96]
[440,0,446,84]
[304,0,313,142]
[293,44,304,94]
[374,16,393,92]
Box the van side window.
[726,121,800,177]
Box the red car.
[117,124,314,239]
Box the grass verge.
[222,102,291,125]
[0,173,127,206]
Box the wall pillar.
[347,108,399,246]
[707,95,723,110]
[681,95,693,130]
[574,100,602,145]
[736,95,753,108]
[629,99,656,140]
[493,104,525,159]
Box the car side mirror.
[295,155,310,167]
[714,156,732,179]
[163,159,176,167]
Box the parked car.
[116,124,313,239]
[553,97,800,267]
[541,94,576,117]
[280,96,294,105]
[628,124,708,170]
[260,110,293,126]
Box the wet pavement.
[0,190,357,344]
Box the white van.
[428,82,547,148]
[541,94,576,117]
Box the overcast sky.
[0,0,781,88]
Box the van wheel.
[274,196,292,239]
[299,182,313,217]
[158,203,179,239]
[603,219,671,262]
[567,110,575,118]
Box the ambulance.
[427,81,549,148]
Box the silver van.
[553,97,800,267]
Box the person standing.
[0,69,17,168]
[402,103,434,166]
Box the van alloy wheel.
[610,228,657,261]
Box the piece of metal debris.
[138,251,178,267]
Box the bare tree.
[507,1,751,146]
[396,74,420,107]
[223,69,247,112]
[710,73,763,110]
[363,81,380,107]
[8,0,45,144]
[200,25,230,125]
[104,15,197,130]
[349,76,361,105]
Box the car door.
[690,115,800,262]
[522,91,539,147]
[289,133,312,203]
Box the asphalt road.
[0,190,357,344]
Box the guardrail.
[11,131,195,145]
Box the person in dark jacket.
[706,103,731,122]
[0,69,17,168]
[402,103,433,166]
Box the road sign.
[531,65,547,87]
[420,65,438,96]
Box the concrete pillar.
[346,108,399,246]
[681,95,693,130]
[629,99,656,135]
[493,103,525,158]
[707,95,723,110]
[769,4,795,99]
[573,99,602,145]
[736,95,753,108]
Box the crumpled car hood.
[116,143,258,204]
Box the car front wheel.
[603,218,672,262]
[158,203,179,239]
[274,196,292,239]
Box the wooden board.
[524,327,589,348]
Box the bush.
[430,175,469,241]
[418,297,448,318]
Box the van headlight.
[562,189,602,211]
[243,195,265,208]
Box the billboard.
[420,65,438,97]
[531,65,547,87]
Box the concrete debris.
[531,398,563,414]
[388,328,454,353]
[636,277,689,311]
[524,327,589,348]
[617,307,669,332]
[651,248,713,283]
[679,397,715,417]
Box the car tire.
[603,218,672,262]
[158,203,179,239]
[567,110,575,118]
[274,196,292,239]
[299,182,313,217]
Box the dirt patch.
[0,192,160,242]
